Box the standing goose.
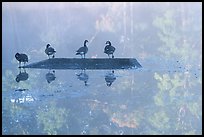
[15,53,28,67]
[45,44,56,59]
[76,40,88,58]
[104,41,115,58]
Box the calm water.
[2,2,202,135]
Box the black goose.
[15,53,28,67]
[104,41,115,58]
[45,44,56,59]
[76,40,88,58]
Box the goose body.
[15,53,28,66]
[45,44,56,59]
[104,41,115,58]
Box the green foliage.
[149,110,170,130]
[155,73,172,91]
[153,70,201,134]
[37,102,69,135]
[187,102,201,118]
[154,93,165,106]
[153,10,180,58]
[154,73,184,106]
[153,4,201,64]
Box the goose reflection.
[16,68,29,82]
[105,70,116,87]
[76,69,89,86]
[46,70,56,83]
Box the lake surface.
[2,58,202,135]
[2,2,202,135]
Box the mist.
[2,2,202,135]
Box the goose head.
[46,44,51,48]
[16,77,20,82]
[15,53,20,58]
[106,41,111,45]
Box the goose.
[104,41,115,58]
[15,53,28,67]
[76,40,88,58]
[45,44,56,59]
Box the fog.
[2,2,202,135]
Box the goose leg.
[23,67,26,72]
[85,81,88,86]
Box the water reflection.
[15,68,29,82]
[14,67,118,86]
[3,66,202,135]
[11,89,35,104]
[45,70,56,83]
[76,69,89,86]
[105,70,116,87]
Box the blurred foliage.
[149,110,170,130]
[153,3,201,65]
[151,2,201,135]
[36,102,69,135]
[154,73,184,106]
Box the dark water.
[2,2,202,135]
